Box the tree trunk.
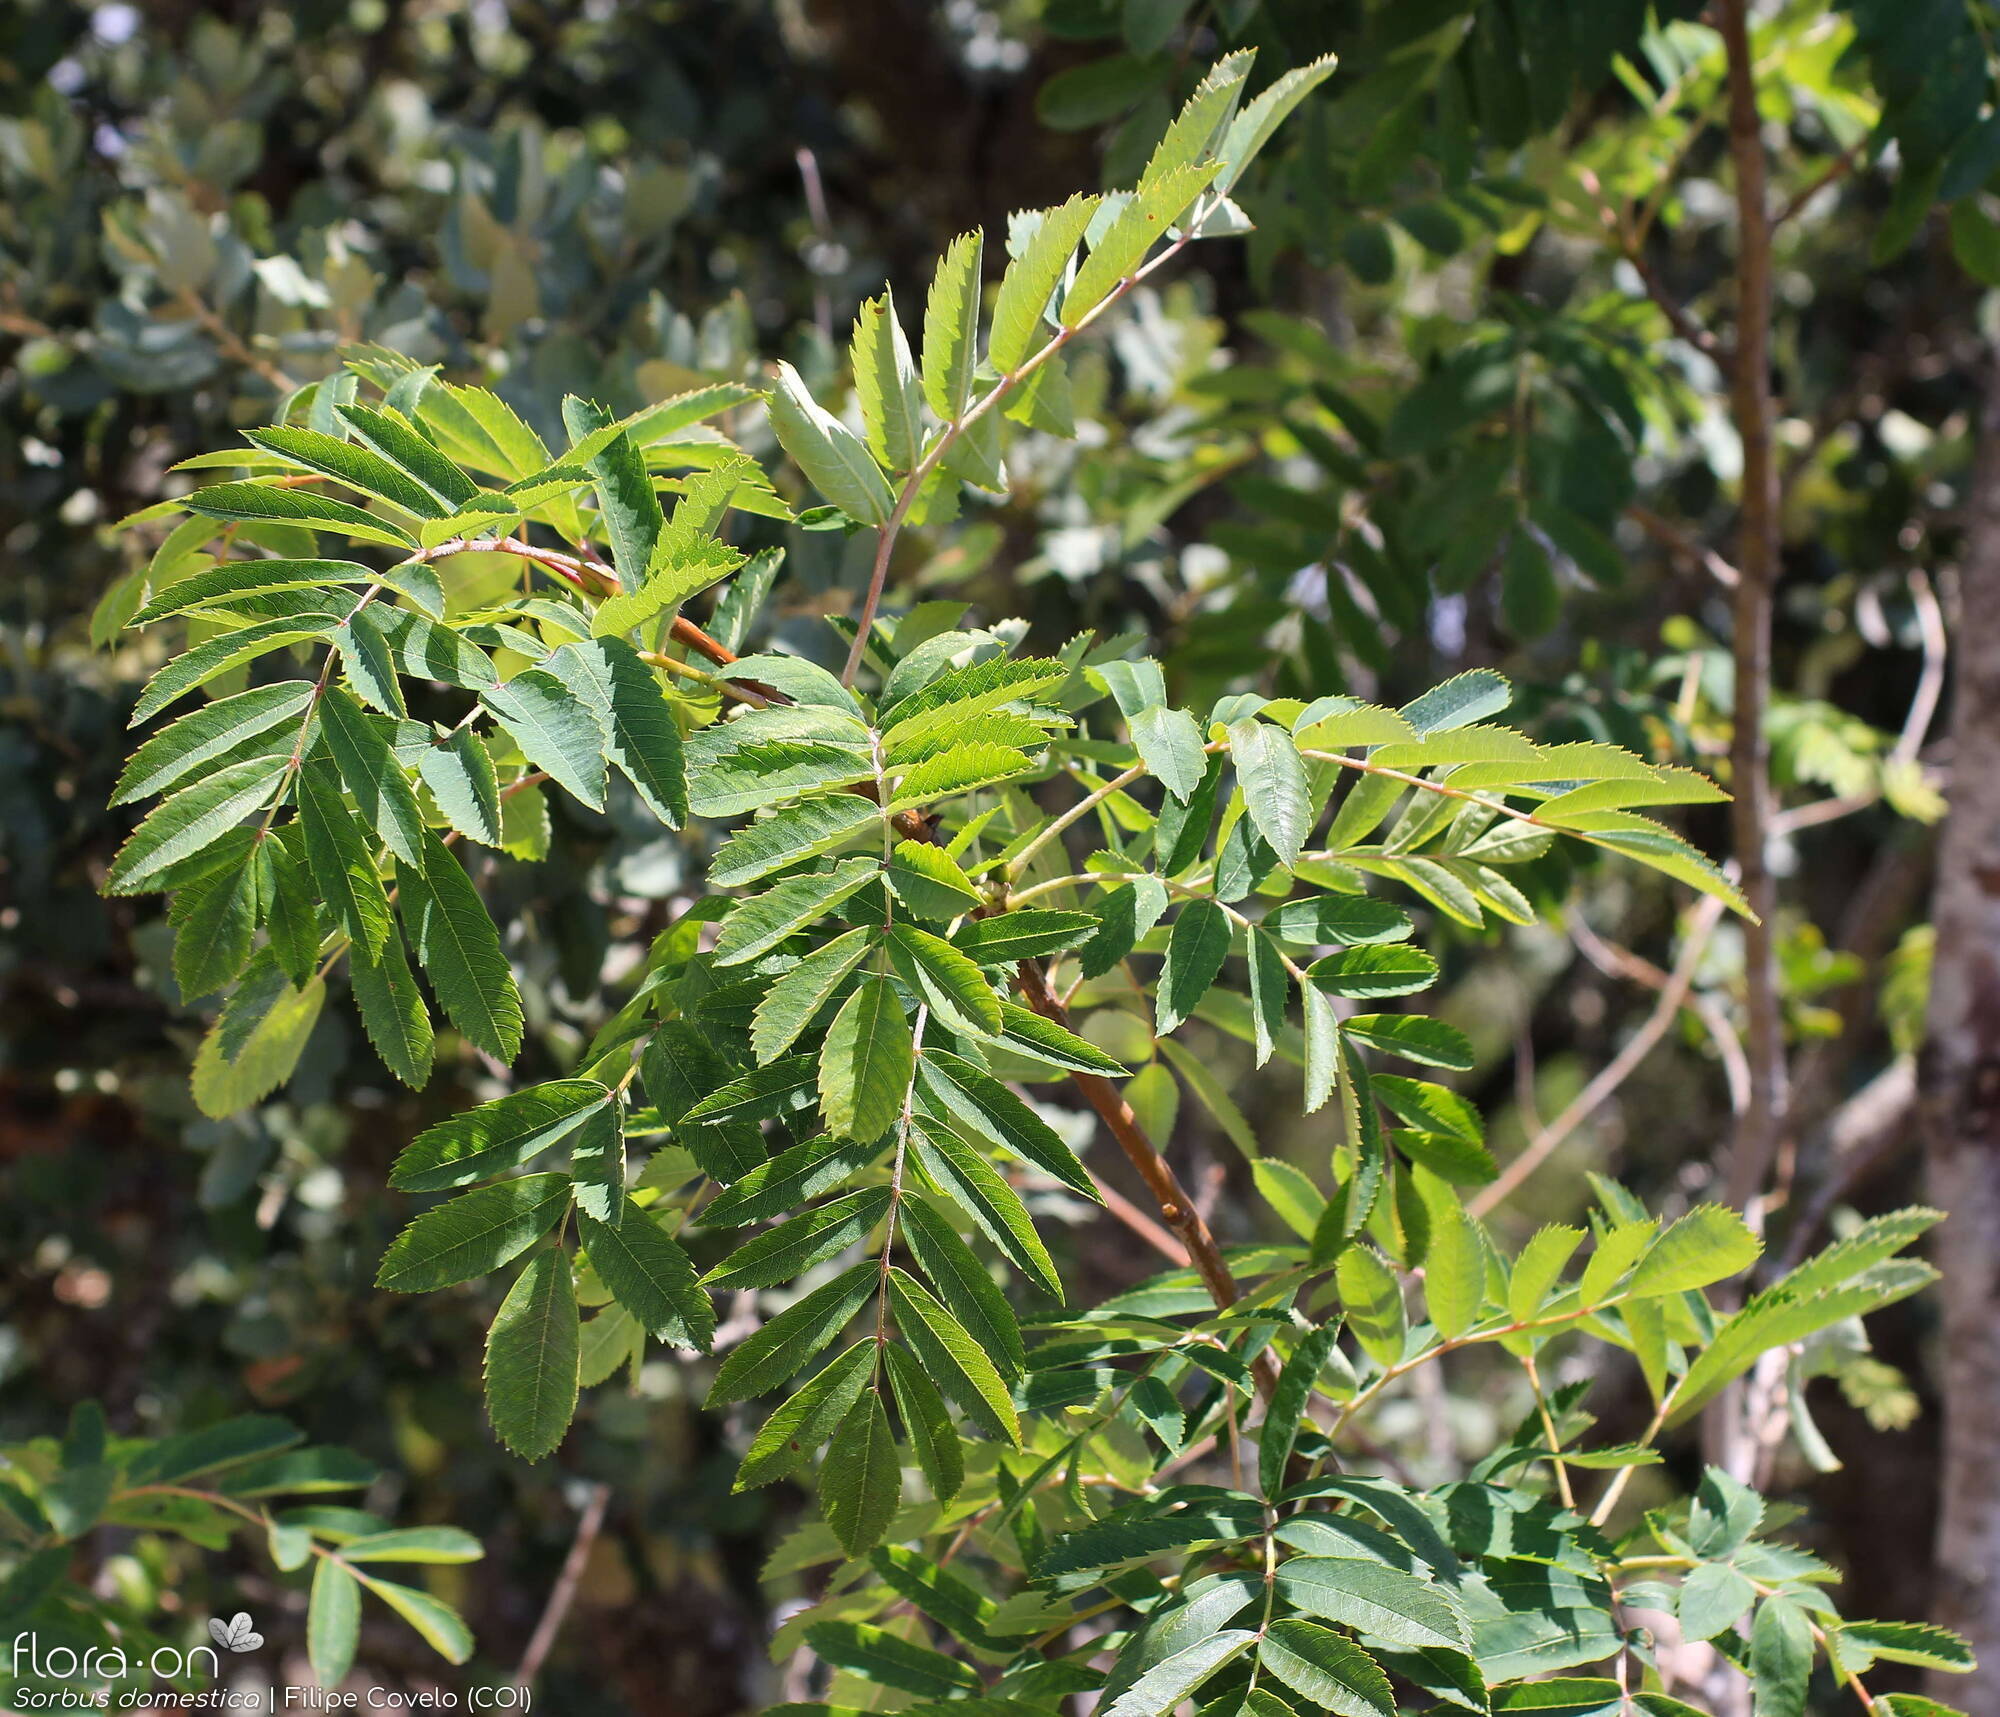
[1924,359,2000,1705]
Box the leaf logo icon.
[207,1613,264,1653]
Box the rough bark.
[1923,360,2000,1705]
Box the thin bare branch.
[1470,897,1728,1219]
[514,1481,612,1690]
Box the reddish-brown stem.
[1012,958,1278,1402]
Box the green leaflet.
[481,666,609,809]
[1273,1559,1474,1653]
[1139,51,1252,190]
[821,1390,901,1557]
[349,925,434,1089]
[1835,1620,1976,1674]
[337,402,483,511]
[308,1558,361,1687]
[132,557,442,625]
[988,1000,1128,1076]
[182,479,419,550]
[752,926,879,1063]
[1258,1619,1396,1717]
[1158,899,1231,1034]
[917,1051,1100,1202]
[376,1174,571,1293]
[578,1305,643,1388]
[130,619,330,726]
[1337,1245,1405,1365]
[318,685,426,866]
[191,969,327,1119]
[736,1342,877,1490]
[921,229,983,422]
[1099,1630,1257,1717]
[348,1573,475,1666]
[244,423,443,517]
[1259,1323,1339,1496]
[1130,704,1207,803]
[950,910,1096,964]
[541,637,688,827]
[883,1341,964,1502]
[852,288,922,473]
[1037,1499,1267,1578]
[395,832,523,1063]
[578,1203,713,1350]
[297,760,393,956]
[802,1621,982,1698]
[1344,1012,1475,1070]
[417,725,503,846]
[483,1247,580,1462]
[899,1193,1025,1376]
[768,360,895,525]
[113,680,313,805]
[1081,877,1171,978]
[908,1116,1061,1299]
[103,755,288,895]
[169,856,260,998]
[887,742,1040,809]
[678,1053,822,1133]
[885,838,985,920]
[1422,1182,1485,1340]
[703,1187,892,1290]
[589,537,746,638]
[868,1544,1010,1650]
[1230,716,1314,864]
[1246,926,1289,1068]
[885,1266,1020,1445]
[1679,1562,1756,1642]
[1665,1261,1939,1426]
[1308,946,1440,999]
[1214,51,1339,193]
[989,194,1100,372]
[819,973,916,1143]
[1096,1574,1262,1711]
[711,795,881,888]
[560,399,662,592]
[337,1526,483,1566]
[714,855,879,966]
[887,924,1003,1036]
[708,1260,878,1403]
[391,1081,609,1191]
[332,602,405,716]
[1061,161,1217,325]
[1628,1204,1762,1298]
[567,1101,625,1226]
[639,1023,766,1182]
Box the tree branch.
[1011,956,1279,1402]
[1717,0,1789,1224]
[1470,897,1728,1218]
[514,1481,612,1690]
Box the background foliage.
[1,0,1989,1711]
